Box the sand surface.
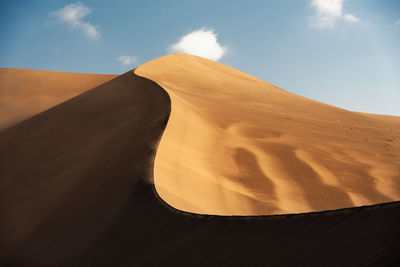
[1,65,398,266]
[0,68,116,130]
[136,53,400,215]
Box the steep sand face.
[136,53,400,215]
[0,68,116,130]
[0,72,170,264]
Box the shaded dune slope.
[136,53,400,215]
[0,72,170,265]
[1,66,399,266]
[0,68,116,131]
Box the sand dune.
[1,64,398,266]
[136,53,400,215]
[0,68,116,130]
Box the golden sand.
[136,53,400,215]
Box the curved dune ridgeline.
[0,56,399,266]
[0,68,116,131]
[136,53,400,215]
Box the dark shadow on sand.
[1,72,399,266]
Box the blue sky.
[1,0,399,115]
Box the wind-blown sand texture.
[0,68,116,130]
[0,55,399,265]
[136,53,400,215]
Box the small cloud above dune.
[343,14,359,23]
[49,3,100,39]
[118,55,136,66]
[310,0,360,29]
[169,28,227,61]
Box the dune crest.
[136,53,400,215]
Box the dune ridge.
[136,53,400,215]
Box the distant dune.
[136,53,400,215]
[0,54,399,265]
[0,68,116,130]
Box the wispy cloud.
[310,0,360,29]
[396,19,400,26]
[118,55,136,66]
[49,3,100,39]
[343,13,359,23]
[169,28,227,61]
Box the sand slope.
[1,68,398,266]
[136,53,400,215]
[0,68,116,130]
[0,72,170,264]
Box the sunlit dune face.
[136,53,400,215]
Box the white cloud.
[118,55,136,66]
[169,28,227,61]
[396,19,400,26]
[310,0,360,28]
[343,13,359,23]
[50,3,100,39]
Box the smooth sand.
[136,53,400,215]
[0,68,116,130]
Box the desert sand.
[0,68,116,130]
[0,54,399,265]
[136,53,400,215]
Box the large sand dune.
[0,68,116,130]
[0,54,399,265]
[136,53,400,215]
